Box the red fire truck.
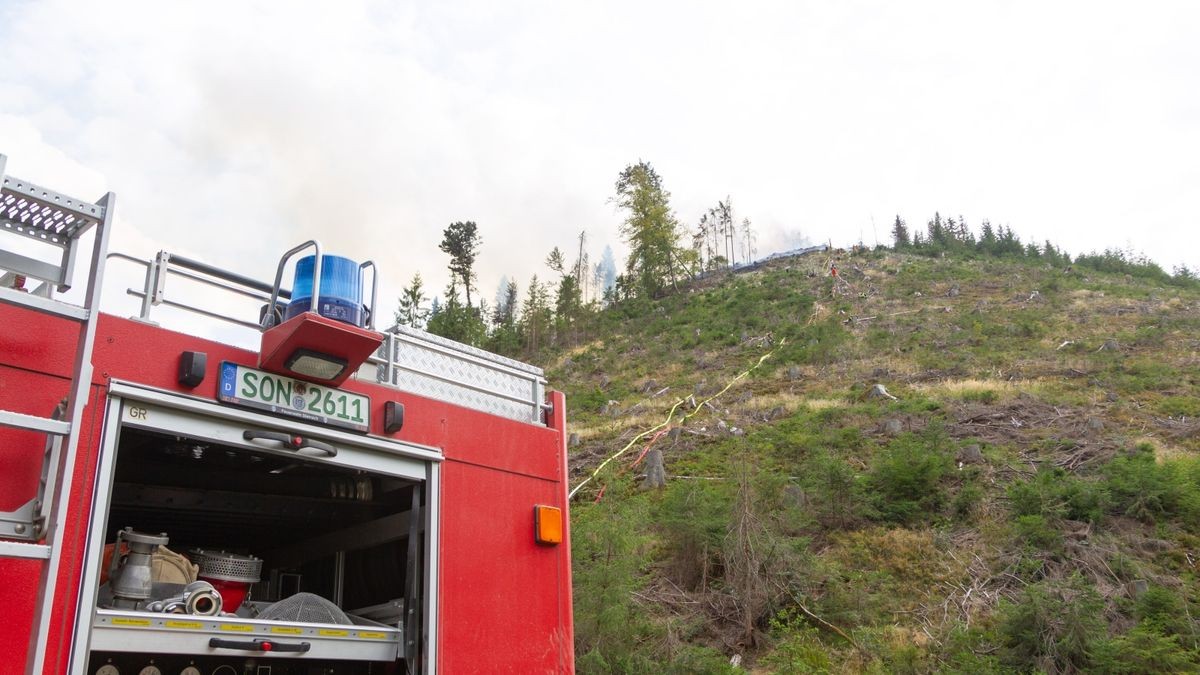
[0,154,575,674]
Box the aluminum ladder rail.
[0,154,115,674]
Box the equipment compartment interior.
[100,426,418,618]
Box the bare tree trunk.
[726,461,765,648]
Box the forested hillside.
[402,161,1200,673]
[550,246,1200,673]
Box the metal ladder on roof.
[0,154,115,673]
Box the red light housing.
[259,312,384,387]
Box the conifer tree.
[978,220,998,254]
[439,221,482,306]
[393,272,429,329]
[613,161,685,296]
[891,215,910,249]
[426,279,485,345]
[519,275,551,352]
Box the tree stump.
[868,384,898,400]
[957,444,985,464]
[643,448,666,489]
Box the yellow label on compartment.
[270,626,304,635]
[112,617,152,627]
[359,631,388,639]
[318,628,350,637]
[219,623,254,632]
[165,620,202,630]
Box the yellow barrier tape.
[568,339,783,500]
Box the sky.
[2,0,1197,344]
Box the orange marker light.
[534,505,563,545]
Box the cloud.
[1,0,1197,347]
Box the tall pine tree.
[439,221,482,306]
[613,161,685,297]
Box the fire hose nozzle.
[145,580,224,616]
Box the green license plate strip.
[218,362,370,432]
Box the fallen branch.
[776,582,860,651]
[743,332,774,347]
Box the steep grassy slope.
[550,249,1200,673]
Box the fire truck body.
[0,156,574,674]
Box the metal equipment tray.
[91,607,402,661]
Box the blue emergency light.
[285,254,365,327]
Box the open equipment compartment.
[78,382,441,674]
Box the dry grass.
[802,397,847,411]
[547,339,606,369]
[748,391,847,414]
[910,378,1043,402]
[566,424,609,442]
[1135,436,1197,464]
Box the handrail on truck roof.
[107,248,550,425]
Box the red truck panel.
[438,461,569,674]
[0,303,574,672]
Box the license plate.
[218,362,370,432]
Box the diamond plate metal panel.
[375,326,547,424]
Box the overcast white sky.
[2,0,1197,341]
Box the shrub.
[659,645,740,675]
[1133,585,1189,637]
[998,575,1105,673]
[777,317,850,366]
[761,621,833,673]
[801,449,864,529]
[1090,624,1199,674]
[952,480,984,520]
[867,433,952,524]
[1102,445,1189,523]
[1154,395,1200,419]
[1013,514,1063,553]
[937,623,1010,674]
[654,479,732,589]
[572,501,656,672]
[1007,467,1105,524]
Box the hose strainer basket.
[258,592,351,625]
[191,549,261,612]
[190,550,262,583]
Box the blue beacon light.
[284,254,365,327]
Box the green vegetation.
[396,164,1200,672]
[547,240,1200,673]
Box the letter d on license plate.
[218,362,370,432]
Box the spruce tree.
[891,215,910,250]
[393,272,429,329]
